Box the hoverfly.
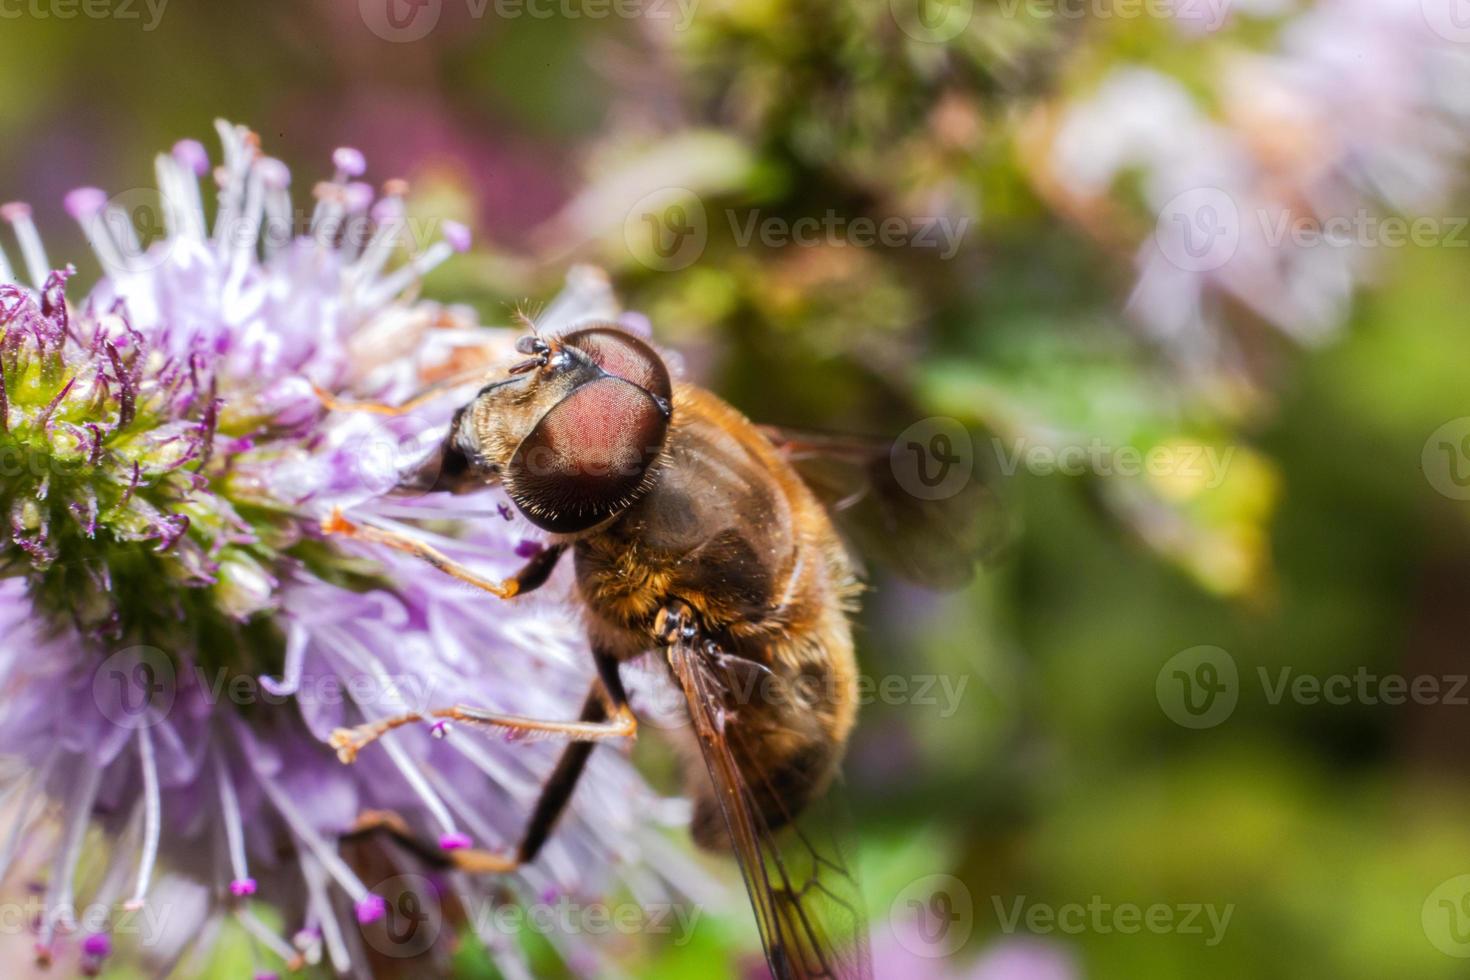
[320,311,994,979]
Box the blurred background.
[3,0,1470,976]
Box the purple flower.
[0,122,689,976]
[1043,0,1470,369]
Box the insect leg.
[329,690,636,764]
[312,365,493,417]
[323,508,565,599]
[514,649,629,865]
[340,656,629,873]
[343,808,519,874]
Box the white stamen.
[213,745,251,887]
[311,183,349,248]
[126,725,162,909]
[0,237,14,284]
[253,765,369,902]
[325,630,464,839]
[378,733,460,837]
[259,622,308,697]
[424,767,503,849]
[89,807,139,908]
[231,163,267,273]
[160,150,208,241]
[300,853,353,974]
[358,240,456,309]
[0,749,56,881]
[349,197,405,287]
[235,907,301,964]
[40,756,103,945]
[70,201,130,280]
[3,203,51,288]
[170,910,225,979]
[103,203,145,269]
[263,183,292,259]
[155,152,188,241]
[451,874,533,979]
[211,120,252,255]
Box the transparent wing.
[665,632,872,980]
[759,425,1007,590]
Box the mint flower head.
[0,123,686,976]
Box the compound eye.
[506,376,670,533]
[560,327,672,409]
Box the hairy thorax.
[566,386,861,842]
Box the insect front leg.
[323,508,565,600]
[312,364,494,417]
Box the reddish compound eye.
[506,374,670,533]
[559,327,672,408]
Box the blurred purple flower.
[0,122,686,976]
[1046,0,1470,371]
